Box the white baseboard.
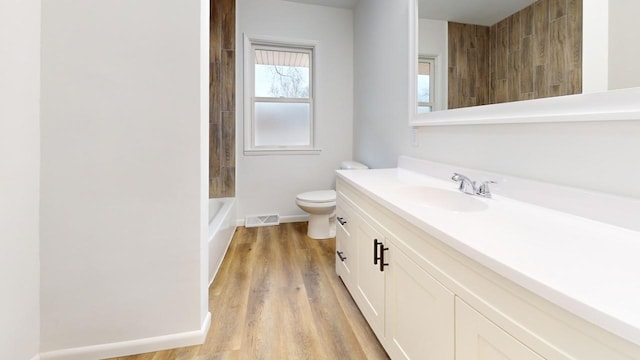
[39,313,211,360]
[234,215,308,227]
[279,215,308,223]
[30,353,40,360]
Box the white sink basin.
[391,185,488,212]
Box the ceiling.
[418,0,537,26]
[282,0,537,27]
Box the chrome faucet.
[451,173,476,195]
[451,173,496,198]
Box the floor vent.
[245,214,280,228]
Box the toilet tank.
[340,160,368,170]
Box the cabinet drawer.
[335,195,358,288]
[336,192,356,235]
[335,218,353,282]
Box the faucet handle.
[451,173,466,181]
[477,181,497,198]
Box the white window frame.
[243,35,320,155]
[417,55,436,112]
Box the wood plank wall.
[210,0,235,198]
[448,0,582,109]
[448,23,491,109]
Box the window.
[244,37,318,154]
[417,56,436,113]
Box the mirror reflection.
[417,0,582,111]
[417,56,436,113]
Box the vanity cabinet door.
[335,200,357,289]
[385,241,455,360]
[455,298,544,360]
[354,213,386,338]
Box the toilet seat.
[296,190,336,203]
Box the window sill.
[243,148,322,156]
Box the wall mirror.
[409,0,640,126]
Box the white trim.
[243,34,319,51]
[30,354,40,360]
[442,21,448,111]
[582,0,608,93]
[254,97,311,103]
[244,148,322,156]
[411,87,640,126]
[39,314,211,360]
[417,55,436,111]
[243,34,252,154]
[199,0,211,327]
[279,214,309,223]
[243,34,320,154]
[408,0,419,124]
[234,214,308,227]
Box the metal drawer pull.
[337,217,347,225]
[374,239,382,265]
[379,242,389,272]
[337,251,347,262]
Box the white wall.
[608,0,640,90]
[39,0,209,357]
[236,0,354,221]
[354,0,640,200]
[418,19,447,111]
[575,0,640,92]
[582,0,608,93]
[353,0,412,168]
[0,0,41,359]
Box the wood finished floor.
[110,223,389,360]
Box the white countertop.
[337,162,640,346]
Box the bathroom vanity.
[335,157,640,359]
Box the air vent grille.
[245,214,280,227]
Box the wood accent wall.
[448,0,582,109]
[210,0,235,198]
[448,23,491,109]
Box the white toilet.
[296,161,368,239]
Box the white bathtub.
[208,197,236,285]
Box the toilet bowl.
[296,190,337,239]
[296,161,368,239]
